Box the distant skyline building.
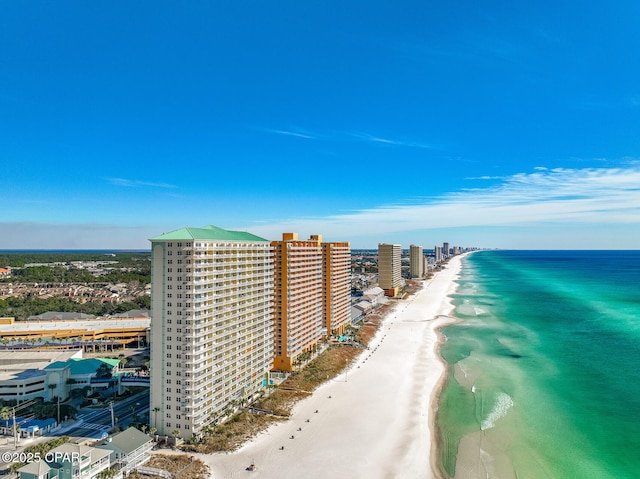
[409,245,424,279]
[434,246,443,263]
[378,243,402,297]
[443,242,450,258]
[149,225,274,439]
[272,233,324,371]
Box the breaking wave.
[481,392,514,431]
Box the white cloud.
[244,166,640,240]
[261,126,433,149]
[262,128,316,139]
[106,178,178,189]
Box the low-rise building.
[97,427,153,475]
[17,428,152,479]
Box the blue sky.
[2,1,640,249]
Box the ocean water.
[437,251,640,479]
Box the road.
[64,391,150,439]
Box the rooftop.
[101,426,152,455]
[149,224,268,242]
[44,357,120,375]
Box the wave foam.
[481,392,514,431]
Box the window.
[166,388,171,392]
[166,413,171,418]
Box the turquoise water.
[437,251,640,478]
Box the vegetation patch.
[181,412,284,453]
[128,453,209,479]
[9,436,70,473]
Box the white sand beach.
[195,254,465,479]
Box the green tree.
[0,406,11,429]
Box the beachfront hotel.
[149,226,274,439]
[321,239,351,337]
[378,243,402,297]
[409,244,425,279]
[434,245,443,263]
[271,233,324,371]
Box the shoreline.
[428,256,468,479]
[188,254,467,479]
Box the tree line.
[0,295,151,321]
[6,265,150,284]
[0,251,150,268]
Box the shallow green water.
[437,251,640,478]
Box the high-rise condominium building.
[434,245,443,263]
[320,238,351,337]
[272,233,323,371]
[443,242,450,258]
[149,225,274,439]
[410,244,424,279]
[378,243,402,297]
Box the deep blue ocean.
[437,251,640,478]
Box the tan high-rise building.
[320,239,351,336]
[149,225,274,439]
[410,244,424,278]
[272,233,323,371]
[378,243,402,297]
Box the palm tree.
[0,406,11,430]
[119,357,128,370]
[47,383,58,401]
[153,407,160,428]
